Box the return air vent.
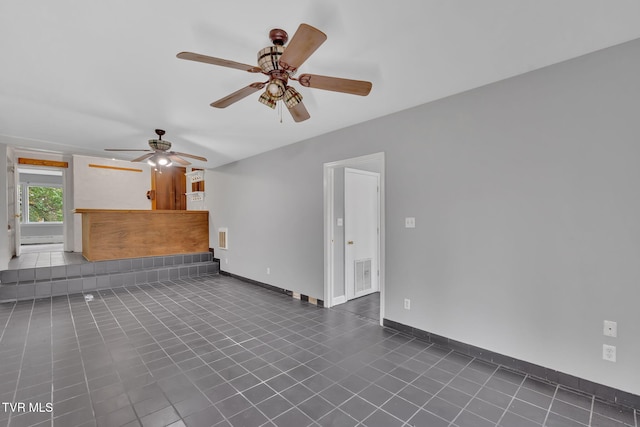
[355,259,372,293]
[218,228,228,250]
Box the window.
[19,184,63,223]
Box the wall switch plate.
[405,217,416,228]
[267,267,270,275]
[337,218,343,227]
[404,298,411,310]
[603,320,617,338]
[603,344,616,362]
[225,258,228,264]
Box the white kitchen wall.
[72,155,151,251]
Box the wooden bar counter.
[74,209,209,261]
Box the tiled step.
[0,252,219,302]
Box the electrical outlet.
[404,298,411,310]
[225,258,228,265]
[267,267,270,275]
[603,344,616,362]
[603,320,617,338]
[405,217,416,228]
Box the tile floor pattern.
[331,293,380,323]
[8,244,85,269]
[0,275,637,427]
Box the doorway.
[151,166,187,210]
[323,152,385,325]
[15,167,66,257]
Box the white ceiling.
[2,1,640,169]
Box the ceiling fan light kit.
[177,23,372,122]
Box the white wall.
[72,155,151,250]
[207,39,640,395]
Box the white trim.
[323,166,335,306]
[323,152,385,326]
[332,295,347,306]
[21,235,64,244]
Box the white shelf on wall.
[185,169,206,210]
[185,191,205,210]
[185,191,205,202]
[185,170,204,183]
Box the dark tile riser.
[0,253,219,302]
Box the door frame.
[12,159,20,257]
[14,164,68,253]
[344,167,380,301]
[323,152,385,325]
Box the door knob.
[347,241,354,245]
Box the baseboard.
[21,236,64,244]
[382,318,640,410]
[219,270,324,307]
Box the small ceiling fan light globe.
[157,156,170,166]
[147,158,157,167]
[266,79,286,99]
[267,82,279,95]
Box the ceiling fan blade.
[298,74,372,96]
[172,151,208,162]
[168,154,191,166]
[278,24,327,72]
[287,101,311,123]
[131,153,155,163]
[211,82,265,108]
[177,52,262,73]
[104,149,152,152]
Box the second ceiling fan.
[177,23,372,122]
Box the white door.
[345,168,379,300]
[12,161,21,257]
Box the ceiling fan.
[105,129,207,167]
[177,23,372,122]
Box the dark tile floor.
[0,275,637,427]
[332,293,380,322]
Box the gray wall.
[20,224,63,243]
[207,39,640,395]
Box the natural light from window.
[18,168,63,224]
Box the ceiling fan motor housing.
[258,45,285,74]
[148,139,172,151]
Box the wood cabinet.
[74,209,209,261]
